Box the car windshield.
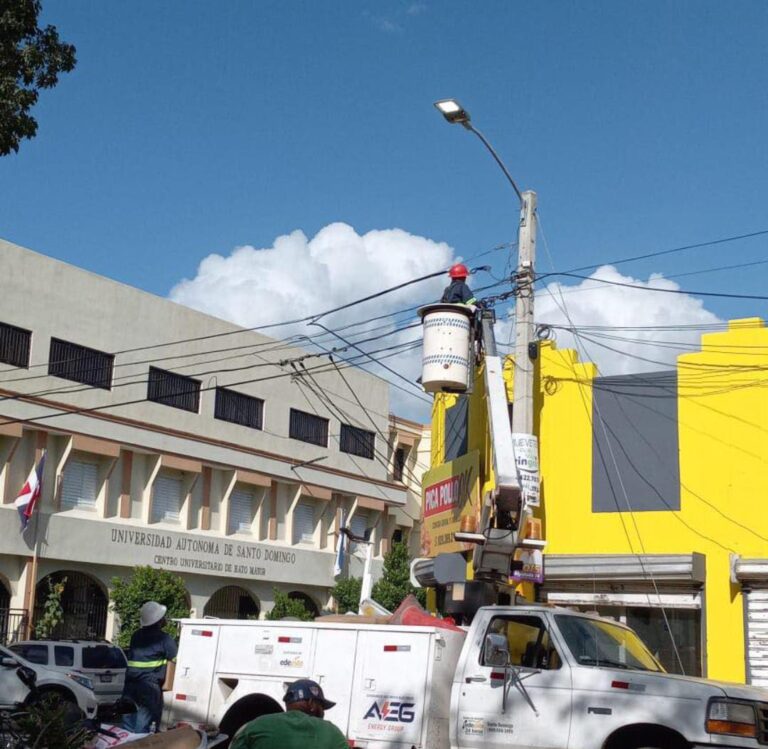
[82,646,127,669]
[555,615,663,673]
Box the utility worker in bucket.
[122,601,178,733]
[441,263,477,307]
[231,679,348,749]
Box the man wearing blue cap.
[231,678,348,749]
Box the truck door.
[169,623,221,728]
[312,628,358,737]
[457,614,572,749]
[350,629,430,746]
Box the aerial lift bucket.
[417,303,474,393]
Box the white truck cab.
[168,604,768,749]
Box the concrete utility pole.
[511,190,537,436]
[433,99,539,438]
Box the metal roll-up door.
[746,588,768,686]
[61,459,99,509]
[152,474,183,522]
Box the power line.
[554,228,768,276]
[0,265,477,378]
[0,339,424,429]
[550,271,768,302]
[537,214,686,673]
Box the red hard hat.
[449,263,469,279]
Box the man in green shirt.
[231,679,348,749]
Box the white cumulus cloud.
[171,226,724,420]
[169,223,455,417]
[503,265,723,376]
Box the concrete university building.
[0,238,429,642]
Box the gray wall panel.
[592,371,680,513]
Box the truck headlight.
[67,672,94,691]
[706,699,757,738]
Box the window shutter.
[60,460,99,509]
[293,503,315,544]
[229,487,255,534]
[152,474,183,522]
[350,512,368,553]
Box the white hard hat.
[140,601,167,627]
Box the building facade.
[0,238,423,642]
[429,318,768,685]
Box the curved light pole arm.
[465,123,524,204]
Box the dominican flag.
[14,452,46,532]
[334,512,347,578]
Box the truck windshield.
[555,615,663,673]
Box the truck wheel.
[219,694,283,748]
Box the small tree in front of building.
[265,588,314,621]
[331,576,362,614]
[110,566,190,648]
[35,575,67,639]
[371,541,426,612]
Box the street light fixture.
[434,99,472,128]
[433,98,523,203]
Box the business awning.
[544,553,706,586]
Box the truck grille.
[758,703,768,744]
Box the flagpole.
[24,439,46,638]
[26,494,42,638]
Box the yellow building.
[429,317,768,685]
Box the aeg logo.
[364,700,415,723]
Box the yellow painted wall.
[429,318,768,682]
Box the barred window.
[340,424,375,460]
[0,321,31,368]
[215,387,264,430]
[49,338,114,389]
[289,408,328,447]
[147,367,200,412]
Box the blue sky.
[2,1,768,415]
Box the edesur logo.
[364,700,415,723]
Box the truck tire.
[604,725,688,749]
[219,694,283,748]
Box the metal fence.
[0,609,29,646]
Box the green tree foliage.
[0,0,76,156]
[35,575,66,639]
[331,576,362,614]
[265,588,314,621]
[110,566,190,648]
[371,541,426,611]
[10,697,94,749]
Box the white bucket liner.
[418,304,474,393]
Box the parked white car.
[0,643,98,718]
[8,640,127,708]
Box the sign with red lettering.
[420,451,480,556]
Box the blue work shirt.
[125,624,177,686]
[441,280,476,305]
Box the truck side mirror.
[1,656,18,668]
[484,633,510,667]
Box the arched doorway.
[204,586,259,619]
[34,571,108,640]
[288,591,319,618]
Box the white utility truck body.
[168,605,768,749]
